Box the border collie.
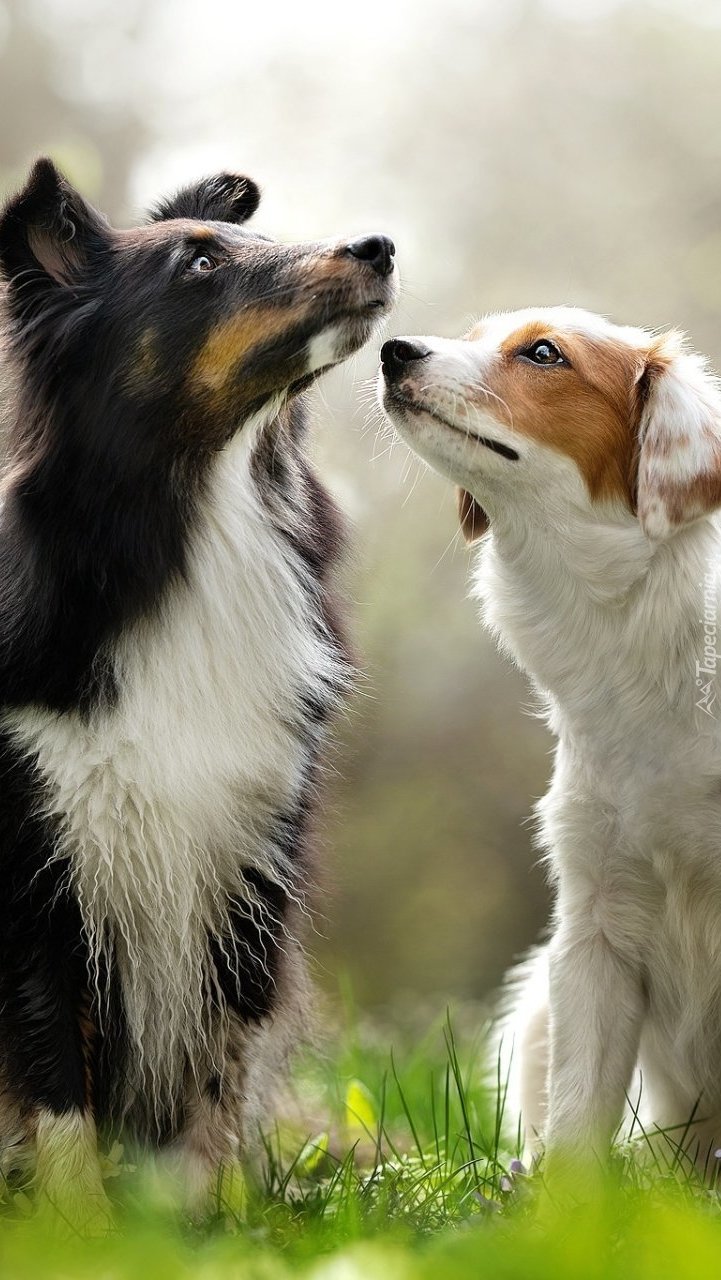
[379,309,721,1179]
[0,158,396,1224]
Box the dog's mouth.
[385,389,520,462]
[336,278,398,320]
[336,298,391,322]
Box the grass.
[1,1000,721,1277]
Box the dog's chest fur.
[2,436,342,1100]
[479,514,721,1096]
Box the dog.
[0,157,396,1225]
[379,307,721,1176]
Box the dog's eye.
[521,339,566,366]
[188,253,217,274]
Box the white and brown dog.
[379,308,721,1174]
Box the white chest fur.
[480,513,721,1101]
[3,433,340,1103]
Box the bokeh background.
[2,0,720,1012]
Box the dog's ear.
[0,158,110,302]
[636,332,721,541]
[151,173,261,225]
[457,487,489,543]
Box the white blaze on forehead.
[472,306,651,352]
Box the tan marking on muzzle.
[310,251,357,283]
[191,305,307,393]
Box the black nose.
[380,337,432,379]
[346,234,395,277]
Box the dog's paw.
[35,1186,116,1238]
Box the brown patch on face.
[124,327,160,392]
[310,251,361,285]
[190,304,307,394]
[472,321,646,508]
[114,220,216,250]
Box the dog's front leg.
[545,920,644,1172]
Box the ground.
[1,1001,720,1278]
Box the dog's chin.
[339,294,399,356]
[381,384,466,436]
[381,385,465,449]
[381,383,520,466]
[379,388,467,482]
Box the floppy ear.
[457,487,489,543]
[151,173,261,225]
[637,333,721,541]
[0,157,110,319]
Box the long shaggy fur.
[0,157,396,1216]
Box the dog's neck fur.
[475,507,721,772]
[3,411,349,1123]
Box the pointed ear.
[150,173,261,225]
[457,487,489,543]
[0,157,110,305]
[637,332,721,541]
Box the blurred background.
[2,0,720,1013]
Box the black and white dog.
[0,158,396,1223]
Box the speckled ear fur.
[457,487,489,542]
[637,332,721,540]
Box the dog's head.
[379,307,721,546]
[0,158,397,464]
